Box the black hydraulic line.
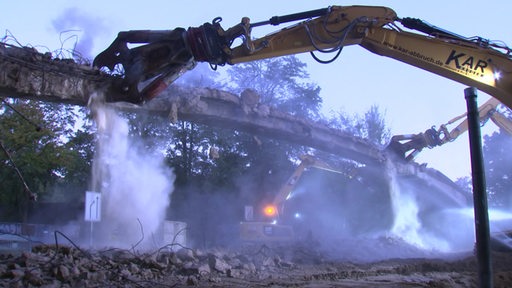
[400,17,467,41]
[250,7,330,28]
[464,87,493,288]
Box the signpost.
[84,191,101,247]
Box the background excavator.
[93,5,512,112]
[388,98,512,161]
[240,154,346,242]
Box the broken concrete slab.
[0,43,108,105]
[0,42,384,165]
[0,243,497,287]
[0,42,469,210]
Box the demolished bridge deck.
[0,43,468,208]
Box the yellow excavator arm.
[94,5,512,109]
[270,154,343,216]
[388,98,512,161]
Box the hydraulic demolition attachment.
[94,5,512,110]
[93,6,397,103]
[387,98,512,161]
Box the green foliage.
[0,100,93,221]
[167,56,321,189]
[164,56,324,246]
[165,121,212,184]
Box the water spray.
[386,160,455,252]
[88,92,175,250]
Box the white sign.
[84,191,101,222]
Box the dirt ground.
[200,255,512,288]
[1,236,512,288]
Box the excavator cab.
[239,155,346,242]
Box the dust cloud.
[273,159,481,262]
[52,7,109,59]
[88,93,174,250]
[387,162,466,253]
[82,91,510,259]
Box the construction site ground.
[1,237,512,288]
[2,40,512,288]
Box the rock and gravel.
[1,238,511,287]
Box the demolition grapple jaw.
[92,16,255,104]
[93,28,197,104]
[93,18,247,104]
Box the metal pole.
[464,87,492,288]
[89,200,95,248]
[90,221,94,248]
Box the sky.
[2,0,511,180]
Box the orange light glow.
[263,205,277,217]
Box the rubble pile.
[1,241,512,287]
[0,243,313,287]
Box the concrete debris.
[240,88,260,114]
[0,43,384,166]
[207,254,231,273]
[169,102,179,123]
[176,248,196,262]
[0,43,107,105]
[146,85,386,166]
[0,240,512,287]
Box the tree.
[161,57,325,246]
[223,55,321,197]
[324,104,394,235]
[0,100,87,221]
[165,121,211,184]
[358,105,391,146]
[50,116,95,201]
[329,104,391,147]
[483,129,512,208]
[224,56,322,120]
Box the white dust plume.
[89,95,174,250]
